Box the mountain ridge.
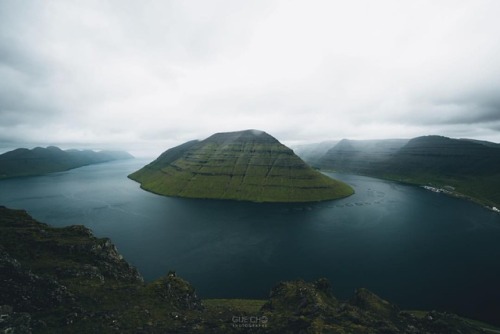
[313,135,500,207]
[318,138,409,173]
[0,146,134,179]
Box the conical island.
[129,130,353,202]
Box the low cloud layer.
[1,0,500,156]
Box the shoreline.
[322,169,499,214]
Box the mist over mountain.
[292,140,339,167]
[386,136,500,175]
[317,139,409,173]
[129,130,353,202]
[308,135,500,207]
[0,146,133,179]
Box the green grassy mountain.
[381,135,500,207]
[318,135,500,207]
[0,146,133,179]
[1,206,495,333]
[129,130,353,202]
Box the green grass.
[379,172,500,208]
[203,299,266,313]
[129,134,354,203]
[318,136,500,208]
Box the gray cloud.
[1,0,500,157]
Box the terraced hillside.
[129,130,353,202]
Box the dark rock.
[260,279,488,334]
[149,275,204,311]
[262,279,338,316]
[0,248,73,312]
[349,287,399,318]
[0,305,31,334]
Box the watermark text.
[232,315,268,328]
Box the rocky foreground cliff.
[0,206,494,333]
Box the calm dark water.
[1,159,500,323]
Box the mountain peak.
[129,130,353,203]
[205,129,278,144]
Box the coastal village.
[422,185,500,213]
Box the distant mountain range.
[317,138,409,174]
[0,146,133,179]
[297,135,500,207]
[129,129,353,202]
[292,140,339,166]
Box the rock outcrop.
[0,206,493,333]
[260,279,486,334]
[0,206,202,333]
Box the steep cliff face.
[0,206,202,333]
[0,206,143,285]
[129,130,353,202]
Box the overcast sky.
[1,0,500,157]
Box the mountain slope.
[292,140,339,167]
[319,135,500,207]
[0,146,133,179]
[319,139,408,173]
[129,130,353,202]
[382,136,500,207]
[387,135,500,175]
